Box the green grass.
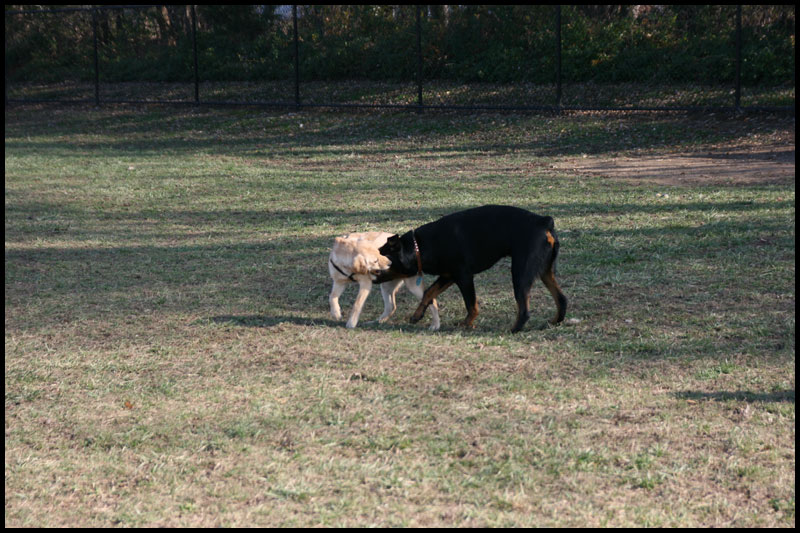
[5,104,795,527]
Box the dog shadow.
[207,314,555,335]
[209,314,341,329]
[207,314,418,331]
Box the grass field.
[5,105,795,526]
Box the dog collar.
[411,230,423,285]
[330,258,356,282]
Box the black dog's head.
[372,233,417,282]
[378,234,402,259]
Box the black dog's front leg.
[410,276,453,323]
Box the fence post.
[92,7,100,106]
[5,26,8,107]
[191,5,199,103]
[555,5,562,111]
[735,5,742,111]
[293,5,300,109]
[416,5,423,112]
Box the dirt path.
[554,143,795,186]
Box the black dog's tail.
[541,216,567,324]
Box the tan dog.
[328,231,440,330]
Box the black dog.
[376,205,567,333]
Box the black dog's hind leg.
[511,254,537,333]
[541,230,567,325]
[511,286,532,333]
[541,268,567,325]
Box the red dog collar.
[411,230,423,285]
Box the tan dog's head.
[332,236,391,279]
[351,243,391,276]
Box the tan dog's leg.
[346,277,373,329]
[378,279,404,323]
[329,279,347,321]
[428,298,441,331]
[404,278,441,331]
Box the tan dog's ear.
[352,255,368,275]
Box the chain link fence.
[5,5,795,112]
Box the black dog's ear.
[380,234,401,254]
[386,234,401,247]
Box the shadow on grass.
[5,197,794,245]
[209,314,341,329]
[208,313,557,335]
[6,105,793,161]
[207,313,428,331]
[673,390,795,403]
